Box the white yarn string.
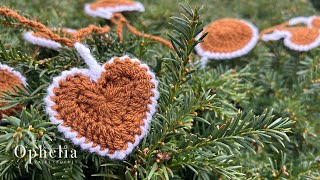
[74,42,103,82]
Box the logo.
[14,145,77,164]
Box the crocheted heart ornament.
[23,28,76,50]
[262,27,320,51]
[195,18,259,60]
[85,0,144,19]
[0,64,26,119]
[288,16,320,29]
[45,52,159,159]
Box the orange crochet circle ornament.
[85,0,145,19]
[195,18,259,60]
[45,43,159,159]
[0,64,26,119]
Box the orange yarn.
[110,13,173,49]
[311,17,320,29]
[89,0,135,10]
[0,6,172,49]
[0,7,110,47]
[0,69,23,119]
[110,15,125,41]
[0,7,74,47]
[32,28,74,39]
[71,25,110,42]
[286,27,320,45]
[199,18,254,53]
[260,19,320,46]
[50,57,155,154]
[259,22,289,39]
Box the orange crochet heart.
[45,56,158,159]
[286,27,320,45]
[0,66,25,119]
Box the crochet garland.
[0,7,159,159]
[196,16,320,66]
[21,0,172,49]
[1,2,319,158]
[24,28,77,50]
[0,64,26,119]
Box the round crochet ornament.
[23,28,77,50]
[44,43,159,159]
[0,64,26,119]
[288,16,320,29]
[195,18,259,65]
[85,0,144,19]
[262,27,320,51]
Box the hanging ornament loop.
[74,42,103,81]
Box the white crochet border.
[262,29,320,52]
[0,64,27,85]
[288,16,319,28]
[195,19,259,60]
[23,28,77,50]
[84,2,145,19]
[44,43,159,160]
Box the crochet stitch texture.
[0,65,26,119]
[262,17,320,52]
[195,18,259,60]
[23,28,76,50]
[45,55,159,159]
[287,27,320,45]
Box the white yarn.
[0,64,27,85]
[200,56,208,68]
[195,19,259,60]
[283,30,320,51]
[288,16,310,26]
[262,30,287,41]
[44,53,159,160]
[74,42,103,82]
[84,2,145,19]
[288,16,318,28]
[23,28,76,50]
[23,31,62,50]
